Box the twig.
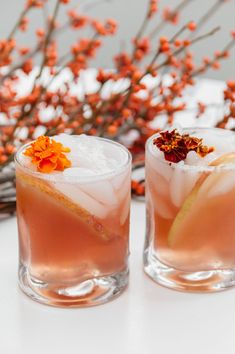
[7,6,30,40]
[4,0,61,142]
[191,37,235,78]
[149,0,194,39]
[0,44,41,84]
[154,26,220,71]
[189,0,228,39]
[34,0,61,82]
[42,0,49,30]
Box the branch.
[134,1,151,42]
[0,43,41,84]
[149,0,194,39]
[7,6,30,40]
[191,37,235,78]
[5,0,61,141]
[35,0,60,82]
[189,0,228,39]
[154,26,221,71]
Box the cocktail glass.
[15,136,131,307]
[144,127,235,292]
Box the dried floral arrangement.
[0,0,235,217]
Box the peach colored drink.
[16,134,131,307]
[144,128,235,292]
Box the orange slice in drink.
[168,152,235,248]
[17,170,113,241]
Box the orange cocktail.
[16,134,131,307]
[144,128,235,292]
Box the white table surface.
[1,200,235,354]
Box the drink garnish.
[168,152,235,247]
[153,129,214,163]
[24,135,71,173]
[17,170,114,241]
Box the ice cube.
[113,171,131,203]
[111,170,129,190]
[63,167,119,206]
[185,151,203,166]
[201,171,235,199]
[155,193,175,219]
[53,133,77,150]
[102,142,128,167]
[53,134,129,176]
[170,164,187,207]
[63,167,96,179]
[148,152,172,182]
[18,154,37,170]
[197,130,235,155]
[53,182,108,219]
[79,180,118,206]
[53,134,106,172]
[155,172,170,197]
[200,152,219,166]
[184,169,201,196]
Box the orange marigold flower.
[24,136,71,173]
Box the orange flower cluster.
[24,136,71,173]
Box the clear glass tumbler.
[144,127,235,292]
[15,136,131,307]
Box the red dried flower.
[153,130,214,163]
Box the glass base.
[144,249,235,293]
[19,263,128,307]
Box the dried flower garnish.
[153,129,214,163]
[24,136,71,173]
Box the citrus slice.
[168,152,235,247]
[17,171,112,241]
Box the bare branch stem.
[149,0,194,39]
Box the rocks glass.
[144,128,235,292]
[15,135,131,307]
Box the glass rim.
[146,126,235,172]
[15,135,132,183]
